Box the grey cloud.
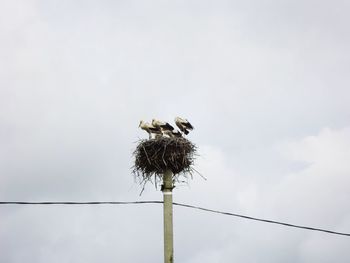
[1,0,350,262]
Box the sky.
[1,0,350,262]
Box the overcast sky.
[1,0,350,262]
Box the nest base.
[132,137,197,188]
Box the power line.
[172,202,350,237]
[0,201,162,205]
[0,201,349,237]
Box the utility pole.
[134,132,196,262]
[162,169,174,263]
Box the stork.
[152,119,174,131]
[163,129,183,138]
[162,130,174,138]
[175,117,193,135]
[139,120,162,139]
[171,130,183,138]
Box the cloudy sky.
[1,0,350,262]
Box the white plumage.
[139,120,162,139]
[163,129,183,138]
[152,119,174,131]
[174,117,193,135]
[139,117,193,139]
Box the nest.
[132,137,197,188]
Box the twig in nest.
[132,137,198,190]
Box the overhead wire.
[1,201,349,237]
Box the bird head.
[138,120,143,127]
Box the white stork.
[175,117,193,135]
[163,129,183,138]
[152,119,174,132]
[139,120,162,139]
[171,130,183,138]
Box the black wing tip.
[149,127,161,132]
[161,123,174,130]
[184,123,193,130]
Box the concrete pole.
[162,169,174,263]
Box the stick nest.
[132,137,197,185]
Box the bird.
[171,130,183,138]
[139,120,162,139]
[175,117,193,135]
[162,130,174,138]
[152,119,174,131]
[163,129,183,138]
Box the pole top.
[161,169,174,192]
